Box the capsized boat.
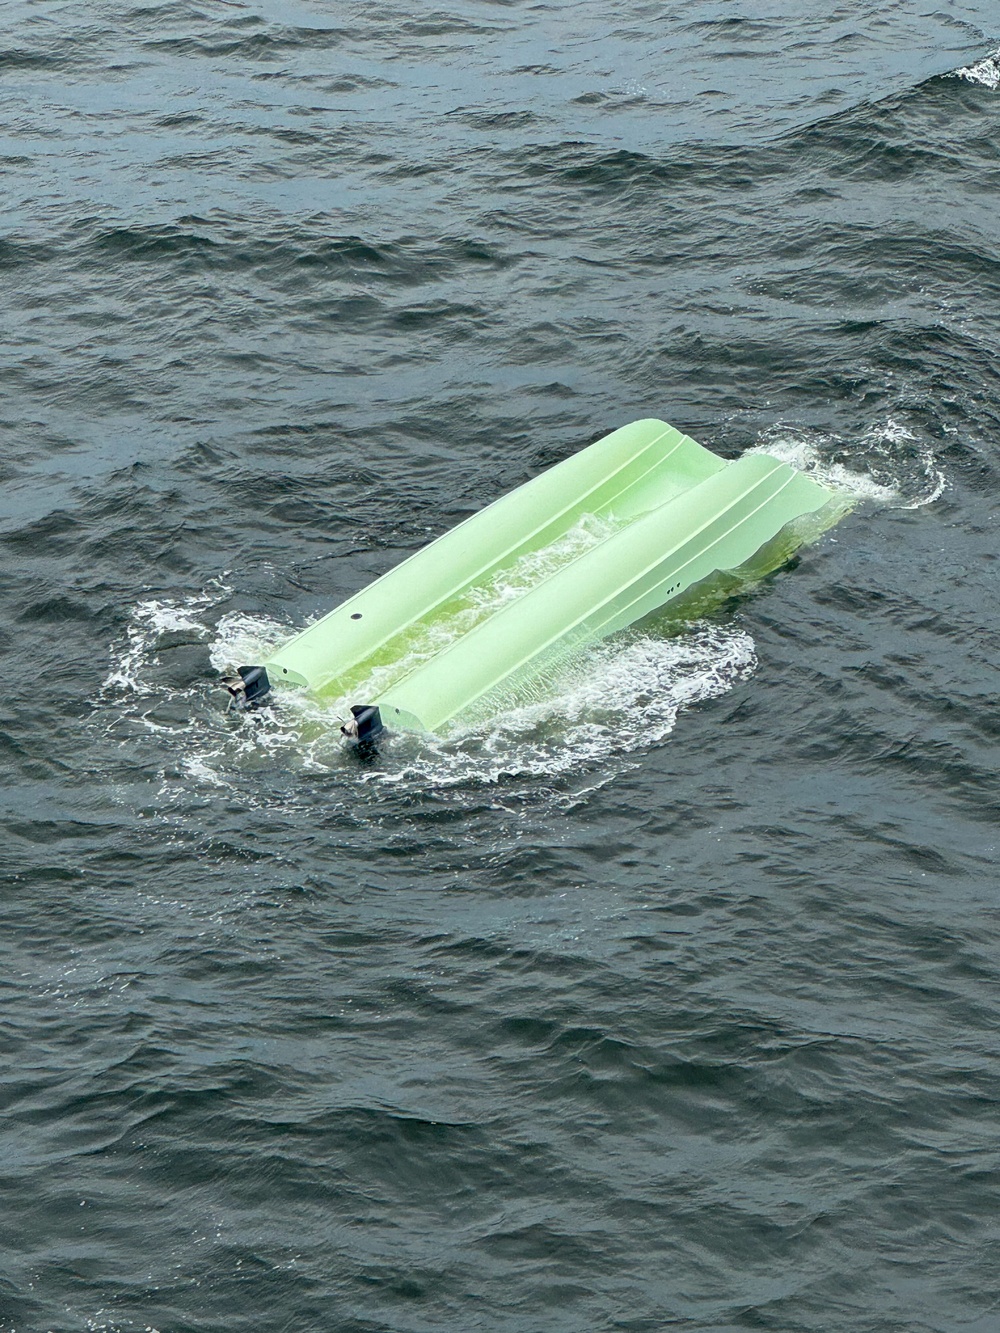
[226,419,845,748]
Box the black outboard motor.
[225,665,271,710]
[341,705,383,760]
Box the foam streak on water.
[749,417,948,509]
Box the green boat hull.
[251,419,844,734]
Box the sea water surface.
[2,3,1000,1330]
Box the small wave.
[81,220,512,293]
[143,25,351,60]
[748,418,946,510]
[951,51,1000,91]
[0,48,64,72]
[0,237,51,270]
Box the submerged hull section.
[257,419,842,734]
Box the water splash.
[952,51,1000,90]
[310,622,757,788]
[748,418,946,510]
[208,609,291,678]
[102,577,235,696]
[101,577,757,799]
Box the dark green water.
[2,4,1000,1330]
